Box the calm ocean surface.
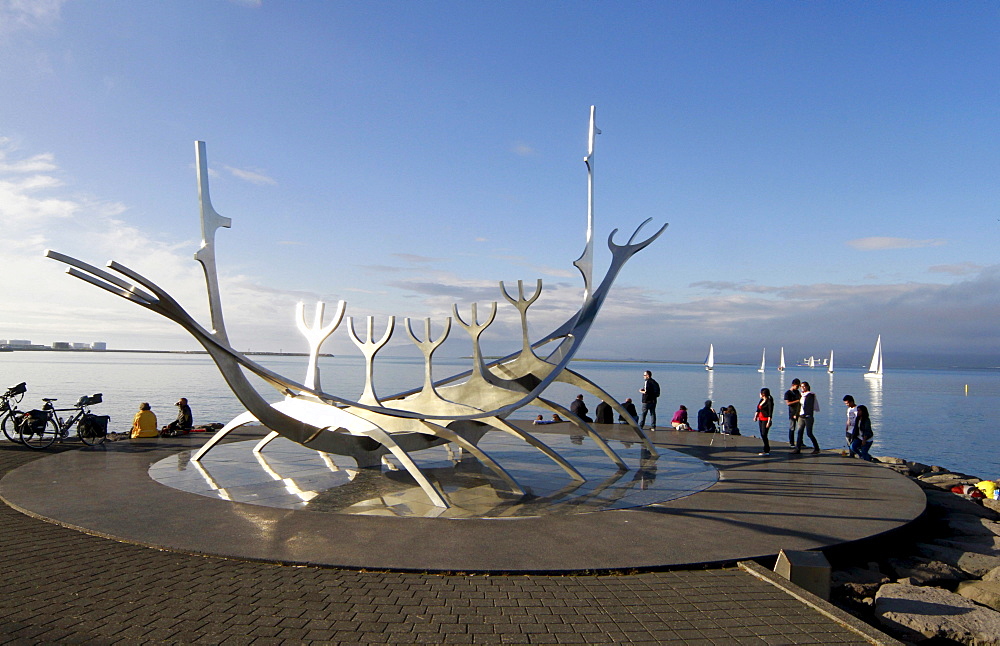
[0,352,996,480]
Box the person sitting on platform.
[130,402,158,439]
[618,397,638,423]
[533,414,556,425]
[697,400,719,433]
[671,405,691,431]
[162,397,193,435]
[595,400,613,424]
[721,405,740,435]
[569,394,592,423]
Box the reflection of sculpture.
[47,107,667,509]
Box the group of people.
[753,378,874,459]
[129,397,193,439]
[533,371,875,462]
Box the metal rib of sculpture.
[46,107,667,509]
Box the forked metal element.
[346,316,395,405]
[296,301,345,391]
[46,110,668,509]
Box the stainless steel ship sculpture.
[47,107,667,509]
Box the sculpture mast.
[574,106,600,300]
[194,141,233,342]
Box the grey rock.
[933,536,1000,556]
[945,517,1000,538]
[885,556,968,586]
[875,456,907,465]
[915,543,1000,578]
[926,490,999,520]
[876,583,1000,645]
[907,461,933,476]
[832,565,890,598]
[958,580,1000,613]
[919,473,979,490]
[985,498,1000,515]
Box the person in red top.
[755,388,774,455]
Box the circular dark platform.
[0,424,925,573]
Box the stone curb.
[739,560,905,646]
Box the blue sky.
[1,1,998,367]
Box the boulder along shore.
[824,455,1000,645]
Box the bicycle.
[0,382,28,443]
[18,393,109,449]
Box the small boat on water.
[778,347,785,372]
[827,350,834,374]
[865,335,883,378]
[757,348,765,373]
[705,344,714,371]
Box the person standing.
[639,370,660,430]
[843,395,858,456]
[755,388,774,455]
[850,405,874,461]
[792,382,820,454]
[783,378,801,447]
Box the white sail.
[705,343,714,371]
[827,350,834,374]
[778,347,785,371]
[865,335,883,377]
[757,348,765,373]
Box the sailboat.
[757,348,766,373]
[827,350,834,374]
[778,347,785,372]
[864,335,883,378]
[705,344,715,371]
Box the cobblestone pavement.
[0,444,872,645]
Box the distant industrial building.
[0,339,107,351]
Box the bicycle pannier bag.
[24,410,47,432]
[80,413,110,438]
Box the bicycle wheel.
[20,416,59,449]
[78,419,106,447]
[1,413,21,443]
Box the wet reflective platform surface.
[149,433,718,518]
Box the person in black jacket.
[755,388,775,455]
[594,400,614,424]
[850,404,874,461]
[569,394,592,423]
[697,400,719,433]
[618,398,638,423]
[792,382,820,454]
[639,370,660,430]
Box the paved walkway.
[0,434,902,644]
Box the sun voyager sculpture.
[47,107,667,510]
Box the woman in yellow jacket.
[130,402,159,438]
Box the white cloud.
[0,0,65,36]
[929,262,983,276]
[221,164,277,186]
[846,237,946,251]
[511,142,536,157]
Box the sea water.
[0,352,996,480]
